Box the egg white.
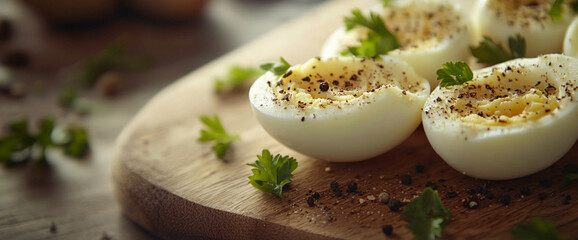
[564,16,578,57]
[249,56,430,162]
[320,0,472,87]
[474,0,576,57]
[422,54,578,180]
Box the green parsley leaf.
[36,117,55,162]
[402,187,451,240]
[58,87,78,110]
[0,118,89,166]
[0,119,34,166]
[247,149,298,198]
[80,40,151,87]
[57,87,91,114]
[62,126,90,158]
[260,57,291,76]
[342,9,400,57]
[549,0,564,19]
[511,218,564,240]
[562,163,578,184]
[214,65,265,94]
[470,34,526,65]
[508,34,526,59]
[436,61,473,88]
[197,115,240,159]
[380,0,391,8]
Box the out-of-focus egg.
[249,56,430,162]
[321,0,472,87]
[422,54,578,180]
[474,0,576,57]
[564,17,578,57]
[123,0,208,21]
[21,0,119,25]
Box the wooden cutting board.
[111,0,578,239]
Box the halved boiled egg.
[422,54,578,180]
[321,0,471,87]
[474,0,576,57]
[249,56,430,162]
[563,16,578,57]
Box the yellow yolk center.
[270,58,422,109]
[487,0,555,28]
[440,67,562,126]
[385,2,465,51]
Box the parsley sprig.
[380,0,391,8]
[247,149,298,198]
[197,115,240,159]
[549,0,564,19]
[80,40,150,87]
[470,34,526,65]
[214,65,265,94]
[342,9,400,58]
[0,118,90,166]
[260,57,291,76]
[213,58,291,94]
[402,187,451,240]
[511,218,564,240]
[436,61,473,88]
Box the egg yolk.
[270,57,423,109]
[486,0,553,28]
[385,2,466,51]
[437,67,563,126]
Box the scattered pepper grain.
[382,224,393,236]
[497,194,511,205]
[346,181,358,193]
[388,198,402,212]
[400,174,412,185]
[307,196,315,207]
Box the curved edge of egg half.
[422,54,578,180]
[249,56,430,162]
[563,16,578,57]
[473,0,576,58]
[320,0,472,88]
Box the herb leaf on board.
[214,65,264,94]
[197,115,240,159]
[247,149,298,198]
[511,218,564,240]
[402,187,451,240]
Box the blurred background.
[0,0,326,239]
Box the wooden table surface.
[0,0,327,239]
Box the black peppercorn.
[306,196,315,207]
[382,224,393,236]
[388,199,402,212]
[312,192,320,199]
[415,164,425,173]
[400,174,412,185]
[330,181,342,197]
[497,194,511,205]
[319,81,329,92]
[446,192,458,198]
[346,181,357,193]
